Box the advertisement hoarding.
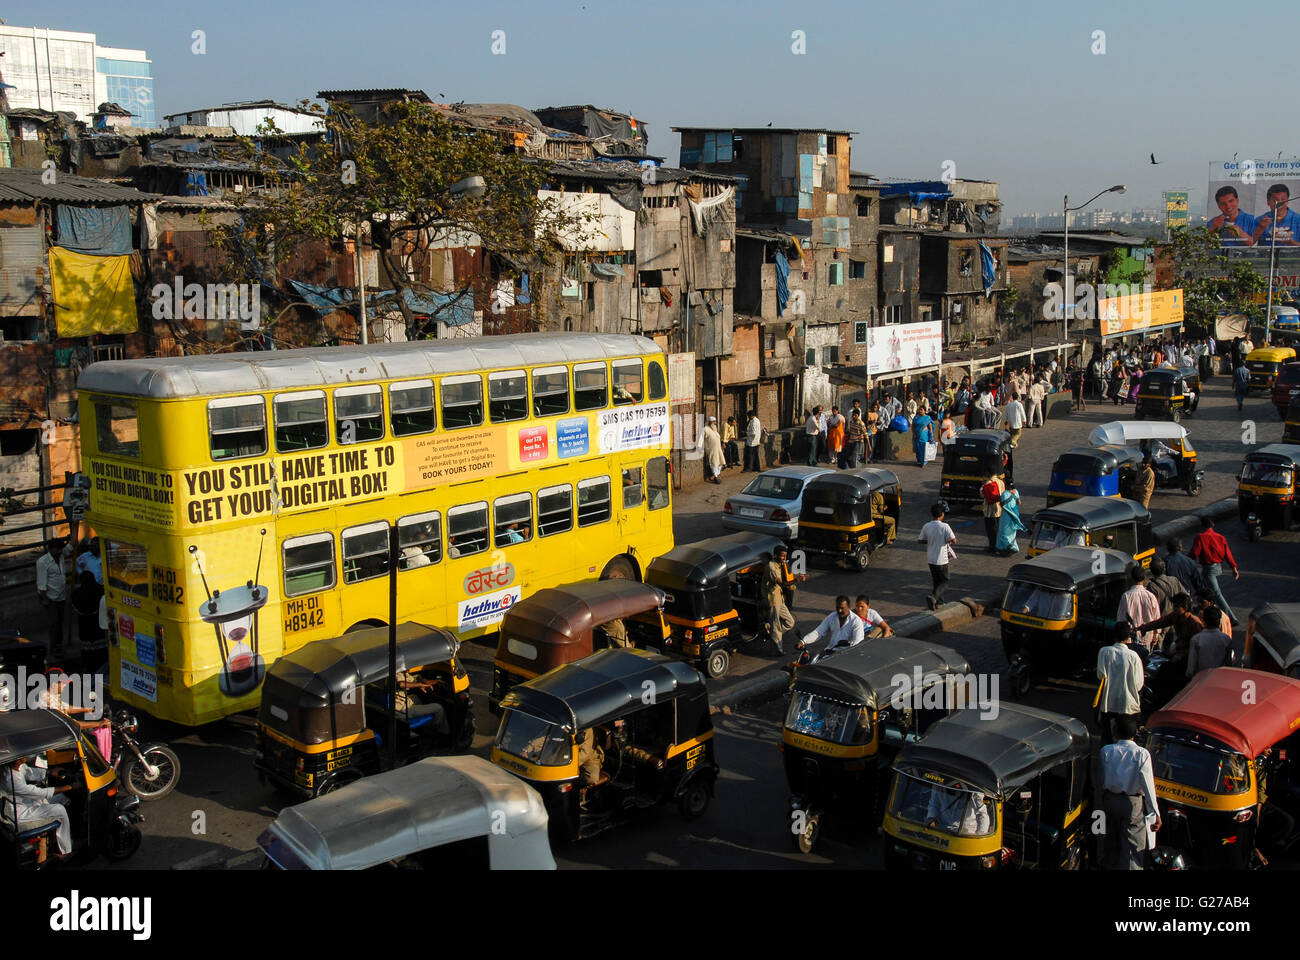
[1164,191,1188,236]
[866,320,942,377]
[1207,160,1300,246]
[1098,288,1184,337]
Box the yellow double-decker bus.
[77,333,675,725]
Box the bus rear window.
[442,376,484,429]
[612,359,643,405]
[335,386,384,444]
[578,477,611,526]
[647,457,670,510]
[648,361,667,401]
[275,391,329,452]
[390,380,436,437]
[95,400,139,458]
[574,363,608,411]
[105,540,149,597]
[283,533,335,596]
[489,370,528,423]
[532,366,569,417]
[208,397,267,460]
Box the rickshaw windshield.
[785,693,871,745]
[1241,462,1293,487]
[496,711,573,766]
[1148,734,1251,796]
[1003,582,1074,620]
[1030,522,1086,551]
[891,774,997,837]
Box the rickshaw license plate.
[325,746,352,762]
[739,507,765,518]
[685,744,705,770]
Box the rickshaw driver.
[578,727,610,805]
[925,780,991,836]
[600,618,633,649]
[1144,439,1178,482]
[871,489,896,544]
[2,755,74,859]
[798,596,865,661]
[394,670,451,736]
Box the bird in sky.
[1150,153,1160,165]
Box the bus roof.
[77,333,663,400]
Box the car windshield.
[495,711,572,766]
[785,692,871,745]
[741,475,803,500]
[1148,734,1251,796]
[1242,462,1293,487]
[890,774,997,837]
[1030,522,1086,551]
[1003,582,1074,620]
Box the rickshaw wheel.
[1247,525,1260,543]
[1171,409,1181,423]
[705,648,730,679]
[599,557,637,581]
[678,781,710,820]
[315,771,360,797]
[853,546,871,571]
[102,824,141,862]
[793,811,822,854]
[1134,409,1145,420]
[1008,664,1031,699]
[1186,478,1202,497]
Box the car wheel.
[705,648,730,679]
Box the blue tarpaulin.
[184,172,209,196]
[878,180,952,207]
[774,251,790,317]
[55,204,132,256]
[518,271,530,305]
[979,241,996,298]
[285,279,476,325]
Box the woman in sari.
[912,410,935,468]
[826,406,845,468]
[996,480,1028,555]
[1126,366,1143,405]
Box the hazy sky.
[9,0,1289,217]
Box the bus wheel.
[705,648,730,679]
[599,557,637,581]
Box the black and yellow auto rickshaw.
[1001,546,1137,696]
[1246,603,1300,679]
[1176,362,1203,411]
[796,468,901,571]
[1284,403,1300,443]
[490,580,669,713]
[0,708,142,868]
[254,622,474,798]
[882,702,1092,870]
[940,429,1013,508]
[1026,496,1156,566]
[642,531,789,678]
[782,636,970,853]
[491,647,719,842]
[1146,668,1300,869]
[1134,367,1191,422]
[1238,443,1300,540]
[1246,345,1298,394]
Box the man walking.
[761,544,799,655]
[1003,390,1026,449]
[36,539,71,656]
[804,407,822,466]
[1233,359,1250,411]
[1163,538,1206,598]
[1117,566,1163,657]
[1143,557,1188,649]
[1190,516,1239,626]
[1132,454,1156,510]
[1098,716,1160,869]
[1027,376,1045,428]
[1096,624,1145,745]
[1187,605,1234,676]
[701,416,724,484]
[744,409,762,472]
[917,502,957,611]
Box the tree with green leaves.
[1165,227,1267,337]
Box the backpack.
[982,479,1002,504]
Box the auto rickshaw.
[1246,345,1297,394]
[1237,443,1300,540]
[1283,402,1300,443]
[1026,496,1156,566]
[1087,421,1204,497]
[254,622,474,798]
[491,647,719,842]
[1176,362,1203,410]
[1134,367,1191,422]
[0,708,142,868]
[882,702,1092,870]
[796,468,902,571]
[782,636,970,853]
[940,429,1014,508]
[1146,668,1300,869]
[1045,445,1140,507]
[0,628,46,683]
[490,580,669,713]
[642,531,790,678]
[1001,546,1137,695]
[1246,603,1300,679]
[258,756,556,869]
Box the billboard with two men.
[1207,159,1300,247]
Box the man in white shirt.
[917,502,957,610]
[1116,567,1162,655]
[926,782,992,836]
[1,756,74,857]
[1003,391,1026,448]
[854,594,893,639]
[1096,624,1144,744]
[1186,605,1233,676]
[1099,723,1161,869]
[798,595,864,659]
[879,392,901,425]
[973,389,995,429]
[1027,378,1046,428]
[36,539,72,655]
[804,407,822,466]
[744,410,762,472]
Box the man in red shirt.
[1190,516,1238,626]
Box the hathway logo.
[458,586,522,633]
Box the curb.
[172,847,262,870]
[710,496,1241,712]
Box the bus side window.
[208,396,267,460]
[398,512,441,568]
[335,385,385,444]
[647,457,670,510]
[578,477,612,526]
[573,362,608,411]
[622,467,643,508]
[342,521,390,583]
[274,391,329,452]
[95,398,140,458]
[447,503,489,558]
[441,376,484,429]
[532,366,570,418]
[612,359,643,405]
[493,493,534,547]
[283,533,336,596]
[537,484,574,536]
[489,370,529,423]
[390,380,436,437]
[648,360,668,401]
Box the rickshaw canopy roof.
[261,756,554,869]
[1249,603,1300,670]
[791,636,970,708]
[500,648,706,730]
[1007,545,1134,590]
[500,581,665,648]
[949,429,1011,454]
[802,468,901,502]
[645,532,785,591]
[1148,668,1300,758]
[0,708,80,764]
[1032,496,1151,530]
[1247,346,1297,362]
[1088,421,1189,447]
[263,622,458,708]
[1244,443,1300,465]
[1140,368,1186,386]
[894,703,1090,798]
[1052,446,1121,475]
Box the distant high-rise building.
[0,25,154,127]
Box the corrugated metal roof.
[539,158,735,184]
[0,167,157,204]
[316,89,431,101]
[672,126,856,136]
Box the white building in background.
[163,101,324,136]
[0,25,155,126]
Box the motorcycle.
[106,708,181,800]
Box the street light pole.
[1062,184,1126,354]
[1266,194,1280,344]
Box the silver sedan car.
[721,465,837,540]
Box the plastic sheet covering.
[688,186,735,236]
[588,262,625,281]
[285,278,476,325]
[49,246,138,336]
[606,180,641,211]
[774,250,790,317]
[56,204,132,256]
[979,242,996,298]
